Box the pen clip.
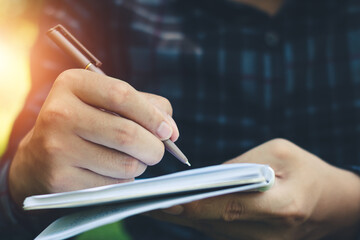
[49,24,102,67]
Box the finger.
[166,114,179,142]
[50,166,132,193]
[225,139,303,178]
[69,134,147,179]
[72,98,165,166]
[149,211,276,240]
[141,92,173,116]
[56,69,174,140]
[141,92,179,141]
[170,190,283,221]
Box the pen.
[47,24,190,167]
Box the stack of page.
[24,163,275,240]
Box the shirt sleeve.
[0,159,43,239]
[0,81,58,239]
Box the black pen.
[47,24,190,166]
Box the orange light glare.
[0,23,36,155]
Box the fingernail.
[167,114,179,142]
[162,205,184,215]
[157,121,173,140]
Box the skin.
[9,69,179,205]
[8,1,360,239]
[156,139,360,239]
[153,1,360,239]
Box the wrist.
[9,130,36,207]
[312,164,360,239]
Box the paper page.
[35,178,274,240]
[25,164,269,210]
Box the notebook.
[24,163,275,240]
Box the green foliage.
[76,222,132,240]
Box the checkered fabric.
[1,0,360,239]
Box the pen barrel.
[47,25,189,166]
[87,64,105,75]
[48,29,92,69]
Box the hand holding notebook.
[24,163,275,240]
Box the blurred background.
[0,2,130,238]
[0,0,42,155]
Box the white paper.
[29,164,275,240]
[25,164,270,210]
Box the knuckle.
[145,105,159,127]
[121,157,145,178]
[158,97,173,116]
[222,199,245,222]
[41,105,72,127]
[268,138,294,160]
[108,81,132,108]
[42,136,64,158]
[114,122,137,146]
[55,69,77,87]
[278,201,308,227]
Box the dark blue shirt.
[1,0,360,239]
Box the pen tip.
[185,161,191,167]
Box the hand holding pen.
[9,24,188,206]
[47,24,189,166]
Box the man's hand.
[154,139,360,240]
[9,69,179,205]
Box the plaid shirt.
[1,0,360,239]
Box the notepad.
[24,163,275,240]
